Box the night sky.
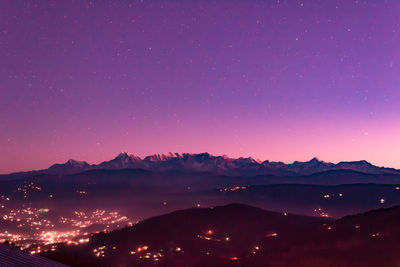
[1,0,400,173]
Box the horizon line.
[1,151,398,175]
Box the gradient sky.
[1,0,400,173]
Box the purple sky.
[1,0,400,173]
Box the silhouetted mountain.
[1,152,399,180]
[98,152,143,169]
[48,159,91,174]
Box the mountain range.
[2,152,398,180]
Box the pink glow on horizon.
[1,1,400,173]
[2,116,400,174]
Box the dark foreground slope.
[43,203,330,266]
[44,203,400,267]
[272,205,400,267]
[0,243,68,267]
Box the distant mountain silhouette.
[47,159,91,173]
[2,152,399,180]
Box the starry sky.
[1,0,400,173]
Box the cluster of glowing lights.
[93,246,106,257]
[130,246,164,261]
[1,195,10,201]
[0,202,130,250]
[59,209,128,228]
[197,229,234,244]
[39,230,86,245]
[28,244,57,255]
[371,233,380,237]
[17,182,42,199]
[1,180,131,252]
[220,186,247,192]
[313,207,329,217]
[197,235,213,241]
[1,207,51,230]
[197,229,221,241]
[323,193,343,199]
[0,231,25,244]
[251,245,260,255]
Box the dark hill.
[44,203,400,266]
[44,203,330,266]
